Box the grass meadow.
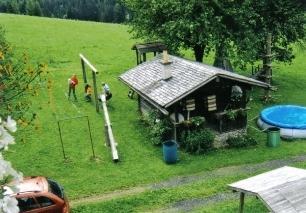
[1,13,306,212]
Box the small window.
[207,95,217,111]
[17,197,40,212]
[36,196,55,207]
[186,99,195,111]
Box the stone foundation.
[213,128,247,148]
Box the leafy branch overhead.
[124,0,305,69]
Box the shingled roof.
[119,55,269,109]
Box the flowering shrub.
[0,116,22,213]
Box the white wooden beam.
[79,53,98,74]
[100,94,119,162]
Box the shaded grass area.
[71,172,268,212]
[1,14,306,211]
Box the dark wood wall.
[166,77,251,132]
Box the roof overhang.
[119,76,169,115]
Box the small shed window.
[207,95,217,111]
[186,99,195,120]
[186,99,195,111]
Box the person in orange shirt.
[68,74,78,100]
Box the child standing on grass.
[68,74,78,101]
[102,82,112,101]
[85,84,92,102]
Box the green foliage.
[143,110,172,146]
[0,26,46,123]
[0,0,127,23]
[181,128,215,154]
[189,116,205,128]
[227,135,257,148]
[124,0,220,62]
[225,109,237,121]
[228,0,305,67]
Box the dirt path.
[71,154,306,207]
[154,192,238,213]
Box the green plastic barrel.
[267,127,280,147]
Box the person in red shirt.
[68,74,78,100]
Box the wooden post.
[100,94,119,162]
[79,54,99,112]
[81,59,87,84]
[92,72,99,113]
[57,121,67,160]
[86,116,96,159]
[143,53,146,62]
[239,192,245,213]
[136,50,139,65]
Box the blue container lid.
[163,140,177,147]
[260,105,306,129]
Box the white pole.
[100,94,119,162]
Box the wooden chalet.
[119,52,270,134]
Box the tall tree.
[229,0,305,68]
[124,0,220,62]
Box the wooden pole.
[79,54,99,112]
[81,59,87,84]
[143,53,147,62]
[239,192,245,213]
[100,94,119,162]
[92,71,99,113]
[86,116,96,159]
[57,121,67,160]
[136,50,139,65]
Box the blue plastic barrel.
[163,140,178,164]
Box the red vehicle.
[4,176,69,213]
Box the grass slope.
[1,13,306,211]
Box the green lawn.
[1,13,306,212]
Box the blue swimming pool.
[258,105,306,139]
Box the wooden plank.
[208,106,217,112]
[207,99,216,104]
[208,103,216,108]
[186,104,196,111]
[100,94,119,162]
[79,53,98,74]
[186,99,195,104]
[207,95,216,100]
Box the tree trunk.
[213,43,233,72]
[263,33,272,100]
[193,44,205,62]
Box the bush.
[227,135,257,148]
[181,128,215,154]
[142,110,172,145]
